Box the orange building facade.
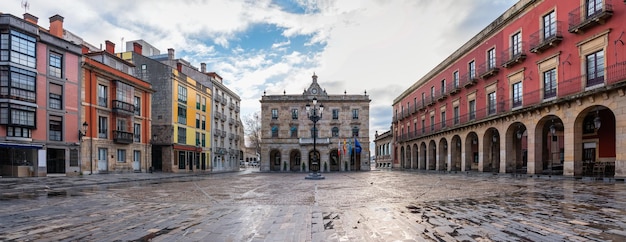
[80,41,153,174]
[392,0,626,178]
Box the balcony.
[214,95,221,103]
[229,118,234,125]
[299,138,331,145]
[235,135,240,141]
[568,1,613,34]
[229,134,234,140]
[478,62,499,80]
[447,81,461,95]
[112,100,135,116]
[222,97,228,104]
[500,42,527,68]
[113,130,134,144]
[529,21,563,53]
[214,112,222,120]
[214,128,221,136]
[436,90,448,102]
[221,131,226,137]
[229,102,235,110]
[461,73,478,88]
[214,147,228,155]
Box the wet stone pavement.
[0,170,625,242]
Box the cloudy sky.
[5,0,516,143]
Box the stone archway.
[450,135,462,171]
[400,146,406,169]
[428,140,436,170]
[574,105,616,177]
[506,122,527,174]
[534,115,564,175]
[329,149,340,171]
[438,138,448,171]
[482,128,500,173]
[406,145,412,169]
[420,142,427,169]
[465,132,479,171]
[290,150,301,172]
[270,149,281,171]
[412,143,419,170]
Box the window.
[117,149,126,163]
[543,68,557,99]
[178,85,187,103]
[98,84,107,107]
[49,83,62,110]
[586,50,604,87]
[453,71,460,88]
[196,94,201,109]
[430,86,435,101]
[487,48,496,69]
[117,119,127,132]
[201,115,206,130]
[421,119,425,133]
[488,92,496,115]
[543,10,556,39]
[133,150,141,169]
[134,123,141,142]
[311,127,318,138]
[413,122,417,135]
[352,126,359,137]
[332,127,339,137]
[291,108,298,120]
[332,109,339,119]
[178,151,186,169]
[201,133,206,147]
[271,125,278,138]
[453,106,459,124]
[196,113,200,128]
[352,109,359,119]
[1,103,35,127]
[134,96,141,116]
[7,126,31,138]
[430,115,435,131]
[441,111,446,128]
[512,32,522,56]
[115,81,134,107]
[1,30,36,68]
[587,0,603,17]
[440,80,446,94]
[195,132,200,145]
[512,82,522,108]
[469,100,476,120]
[201,97,206,111]
[271,109,278,119]
[469,61,476,79]
[0,66,37,102]
[49,116,62,141]
[98,116,108,138]
[49,52,62,78]
[178,105,187,124]
[290,126,298,138]
[178,127,186,143]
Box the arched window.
[290,126,298,138]
[352,126,359,137]
[331,127,339,137]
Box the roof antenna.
[21,0,29,13]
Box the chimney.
[201,63,206,73]
[167,48,175,60]
[23,13,38,25]
[133,42,143,55]
[105,40,115,54]
[176,63,182,72]
[49,14,64,38]
[81,45,89,54]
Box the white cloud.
[5,0,517,143]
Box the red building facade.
[0,13,82,177]
[392,0,626,178]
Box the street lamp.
[305,97,325,180]
[78,121,88,141]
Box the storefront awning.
[0,142,43,149]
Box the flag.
[348,139,352,156]
[338,140,341,156]
[355,137,362,154]
[343,139,346,155]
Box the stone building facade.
[373,130,394,168]
[392,0,626,178]
[260,74,371,172]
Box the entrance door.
[98,148,108,173]
[583,142,596,176]
[133,150,141,172]
[46,148,66,174]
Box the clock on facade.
[311,88,318,94]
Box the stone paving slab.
[0,170,625,241]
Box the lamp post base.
[304,172,325,180]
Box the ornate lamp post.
[305,97,325,180]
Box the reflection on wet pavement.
[0,171,625,241]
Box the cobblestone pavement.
[1,169,626,241]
